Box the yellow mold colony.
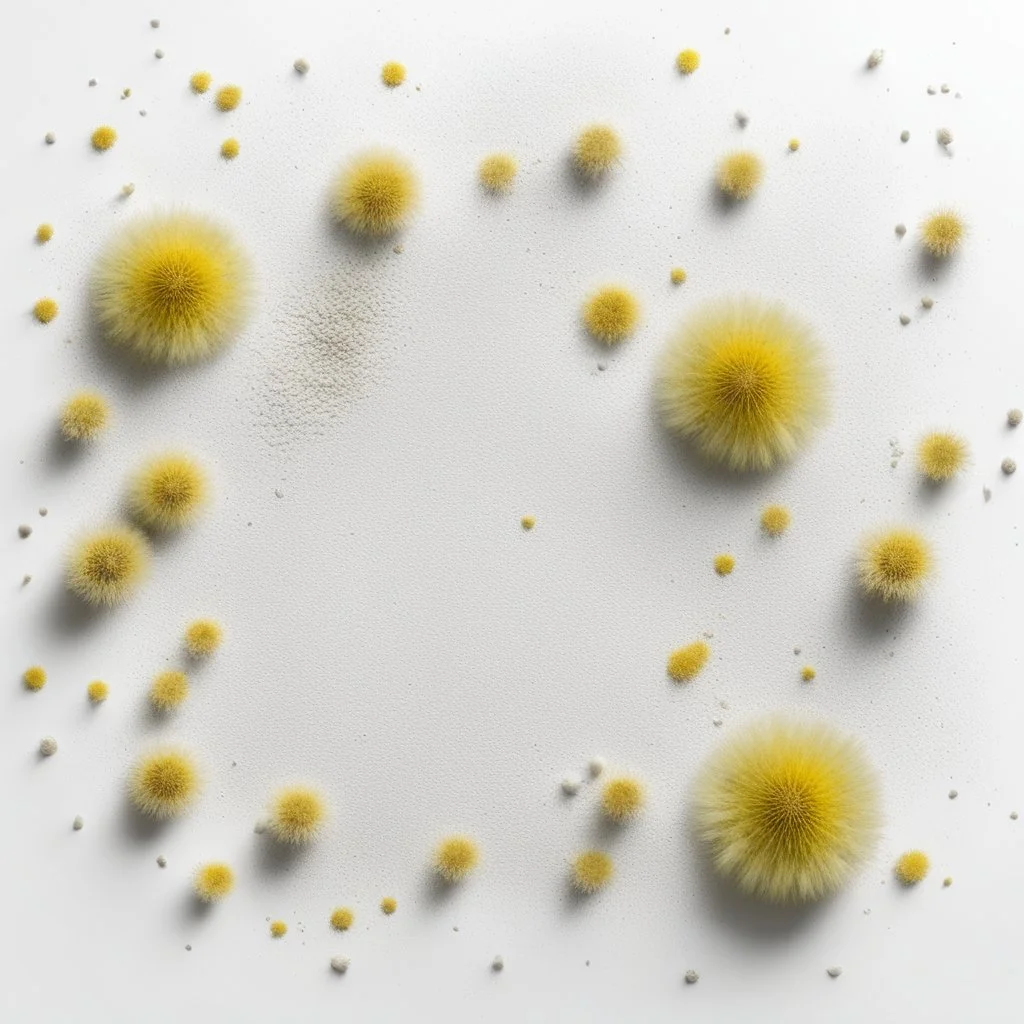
[601,776,645,822]
[91,126,117,151]
[895,850,930,885]
[331,150,419,236]
[571,850,614,893]
[87,680,109,702]
[215,85,242,111]
[66,525,150,606]
[479,153,517,193]
[268,785,327,843]
[716,151,764,199]
[130,453,208,531]
[670,267,687,285]
[193,862,234,902]
[220,138,240,159]
[573,124,622,179]
[676,49,700,74]
[714,554,735,576]
[190,71,212,94]
[667,640,710,683]
[760,505,791,536]
[33,298,58,323]
[60,391,110,441]
[184,619,223,657]
[23,666,47,691]
[36,223,54,243]
[917,432,968,481]
[921,211,964,257]
[330,907,354,931]
[380,896,397,915]
[149,670,189,711]
[857,528,932,602]
[381,62,406,87]
[269,920,287,938]
[129,748,201,817]
[433,835,480,882]
[582,286,640,345]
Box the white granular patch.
[39,736,57,756]
[866,49,884,69]
[561,775,581,796]
[827,966,843,978]
[330,956,350,973]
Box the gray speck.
[294,57,310,74]
[154,48,164,59]
[684,970,699,984]
[866,48,884,69]
[827,966,843,978]
[38,507,48,517]
[1002,457,1017,476]
[491,955,504,972]
[948,789,958,799]
[900,129,910,142]
[185,944,192,951]
[121,183,136,197]
[39,736,58,756]
[921,296,933,309]
[18,524,32,538]
[712,718,723,727]
[330,955,350,973]
[941,83,950,93]
[45,131,56,144]
[793,646,801,655]
[22,574,32,585]
[895,223,906,237]
[983,486,992,502]
[88,79,96,86]
[157,855,167,867]
[734,109,749,128]
[936,127,953,147]
[150,18,160,28]
[274,489,283,498]
[139,109,147,117]
[899,313,910,326]
[927,85,936,95]
[72,815,84,830]
[561,775,581,796]
[597,363,606,371]
[1011,811,1019,820]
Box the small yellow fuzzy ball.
[330,907,354,931]
[129,747,201,817]
[60,391,110,441]
[215,85,242,111]
[667,640,710,683]
[381,61,406,87]
[34,298,59,323]
[23,665,47,691]
[91,126,117,151]
[87,680,109,702]
[788,138,801,152]
[268,785,327,844]
[857,528,932,602]
[716,151,764,199]
[601,776,645,822]
[36,223,54,243]
[380,896,397,915]
[331,150,419,236]
[917,432,968,481]
[220,138,240,160]
[921,211,964,257]
[760,505,791,536]
[670,267,687,285]
[801,666,816,682]
[190,71,212,94]
[582,286,640,345]
[269,920,288,938]
[714,553,736,576]
[66,525,151,605]
[573,124,622,179]
[184,619,223,657]
[434,835,480,882]
[130,453,208,531]
[193,862,234,902]
[676,49,701,74]
[895,850,930,885]
[479,153,517,193]
[149,670,189,711]
[572,850,614,893]
[520,515,536,530]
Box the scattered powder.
[936,127,953,146]
[157,855,167,867]
[1007,408,1022,427]
[72,815,84,830]
[491,955,504,972]
[900,130,910,142]
[899,314,910,326]
[921,296,934,309]
[949,789,958,799]
[734,110,749,128]
[1002,458,1017,475]
[888,438,904,469]
[294,58,310,74]
[44,131,55,144]
[827,966,843,978]
[895,223,906,237]
[39,736,58,757]
[866,49,884,69]
[685,970,700,984]
[561,775,581,796]
[588,756,606,778]
[330,956,350,973]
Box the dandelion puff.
[676,49,700,74]
[129,453,208,531]
[582,285,640,345]
[693,717,881,901]
[128,747,201,817]
[269,920,287,937]
[601,775,645,822]
[149,670,189,711]
[92,211,252,365]
[478,153,517,193]
[801,666,816,682]
[433,835,480,882]
[895,850,930,885]
[571,850,614,893]
[920,210,965,257]
[917,431,968,481]
[380,896,397,915]
[760,505,791,536]
[184,619,222,657]
[572,124,622,179]
[86,680,109,702]
[215,85,242,111]
[66,525,150,605]
[330,907,354,931]
[381,62,406,87]
[267,785,327,844]
[716,151,764,199]
[714,553,736,575]
[657,298,829,471]
[91,126,117,151]
[667,640,710,683]
[330,150,419,237]
[193,862,234,902]
[857,527,932,602]
[189,71,212,93]
[36,223,54,243]
[34,298,59,323]
[670,267,687,285]
[23,665,47,691]
[60,391,110,441]
[220,138,240,160]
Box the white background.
[2,1,1022,1020]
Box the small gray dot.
[827,966,843,978]
[38,507,48,517]
[1011,811,1019,820]
[72,815,84,830]
[185,944,192,951]
[150,18,160,28]
[900,130,910,142]
[294,58,310,74]
[941,83,950,93]
[155,49,164,58]
[899,314,910,326]
[22,574,32,585]
[39,736,58,756]
[948,789,958,799]
[88,79,97,87]
[45,131,56,144]
[1007,408,1022,427]
[491,955,504,972]
[895,223,906,237]
[684,970,699,984]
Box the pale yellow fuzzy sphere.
[573,124,622,179]
[184,619,223,657]
[479,153,517,193]
[716,151,764,199]
[60,391,110,441]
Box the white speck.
[1011,811,1018,820]
[294,57,310,74]
[88,79,97,86]
[936,127,953,146]
[491,955,504,972]
[1002,457,1017,475]
[150,18,160,28]
[983,486,992,502]
[827,966,843,978]
[927,85,936,95]
[941,83,950,93]
[274,489,284,498]
[900,130,910,142]
[684,970,700,984]
[734,109,749,128]
[596,363,606,371]
[948,789,958,799]
[185,944,191,951]
[139,109,147,117]
[45,131,56,144]
[72,815,84,830]
[39,736,57,757]
[561,775,581,796]
[18,524,32,538]
[1007,408,1022,427]
[22,574,32,585]
[712,718,723,727]
[38,507,48,517]
[895,223,906,237]
[154,48,164,58]
[899,314,910,326]
[921,296,933,309]
[330,956,350,973]
[587,756,606,778]
[866,49,884,69]
[121,183,135,197]
[157,855,167,867]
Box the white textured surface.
[2,1,1022,1021]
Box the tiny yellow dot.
[33,298,58,323]
[91,126,117,151]
[800,666,816,682]
[895,850,930,885]
[220,138,240,160]
[269,920,287,938]
[23,665,47,691]
[670,267,686,285]
[215,85,242,112]
[714,553,735,576]
[190,71,212,94]
[35,223,53,243]
[676,49,701,75]
[380,896,397,915]
[86,680,109,703]
[381,62,406,87]
[521,515,536,530]
[943,876,953,887]
[330,906,354,931]
[788,138,801,152]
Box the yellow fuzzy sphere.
[190,71,212,94]
[215,85,242,111]
[921,211,964,257]
[184,619,223,657]
[478,153,517,193]
[194,862,234,902]
[330,907,354,931]
[760,505,791,536]
[220,138,240,160]
[129,748,200,817]
[23,666,47,691]
[857,528,932,602]
[714,553,735,576]
[666,640,710,682]
[268,785,327,843]
[601,776,645,821]
[36,223,54,243]
[380,896,397,914]
[87,680,109,702]
[60,391,110,441]
[149,670,189,711]
[34,298,59,323]
[91,126,117,151]
[66,525,150,606]
[381,62,406,87]
[130,453,208,531]
[676,49,700,74]
[331,150,419,236]
[917,432,968,481]
[573,124,622,179]
[269,920,288,937]
[716,151,764,199]
[434,835,480,882]
[582,286,640,345]
[895,850,930,885]
[571,850,614,893]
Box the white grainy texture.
[827,966,843,978]
[866,48,884,68]
[937,126,954,146]
[560,775,581,795]
[38,736,57,756]
[1008,408,1022,427]
[330,956,350,973]
[72,815,84,830]
[1002,458,1017,475]
[684,969,700,984]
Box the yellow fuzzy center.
[129,245,224,334]
[140,756,195,802]
[745,761,839,863]
[84,539,133,582]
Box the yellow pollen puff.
[921,210,964,257]
[917,431,969,481]
[66,525,151,606]
[788,138,801,152]
[520,515,536,530]
[582,285,640,345]
[714,553,735,576]
[87,680,109,702]
[478,153,517,193]
[330,907,354,931]
[130,453,208,531]
[667,640,710,683]
[381,61,406,87]
[36,223,54,243]
[857,528,932,603]
[676,49,701,74]
[572,850,614,893]
[268,785,327,844]
[434,835,480,882]
[60,391,110,441]
[220,138,240,159]
[670,267,687,285]
[190,71,212,94]
[23,665,47,691]
[91,126,117,151]
[128,747,201,817]
[895,850,930,885]
[760,505,791,536]
[215,85,242,111]
[380,896,397,915]
[149,670,189,711]
[716,150,764,199]
[573,124,622,179]
[601,776,645,822]
[801,666,816,682]
[331,150,419,237]
[184,619,223,657]
[34,298,58,323]
[193,862,234,902]
[269,920,287,938]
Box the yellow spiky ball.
[269,920,288,937]
[694,717,881,902]
[330,907,354,931]
[36,223,54,243]
[801,666,816,683]
[129,748,200,817]
[380,896,397,915]
[667,640,710,683]
[857,527,932,602]
[330,150,419,236]
[220,138,240,160]
[34,298,58,323]
[582,285,640,345]
[895,850,930,885]
[658,298,829,471]
[149,670,189,711]
[23,666,47,691]
[716,151,764,199]
[571,850,614,893]
[917,431,968,482]
[479,153,517,193]
[129,453,208,531]
[87,680,109,702]
[268,785,327,844]
[434,835,480,882]
[194,862,234,902]
[921,210,964,257]
[92,212,251,365]
[714,553,736,575]
[66,525,150,606]
[189,71,212,94]
[670,267,687,285]
[91,126,117,151]
[215,85,242,111]
[760,504,791,536]
[676,49,700,74]
[381,62,406,87]
[60,391,110,441]
[601,775,645,822]
[184,619,222,657]
[573,124,622,179]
